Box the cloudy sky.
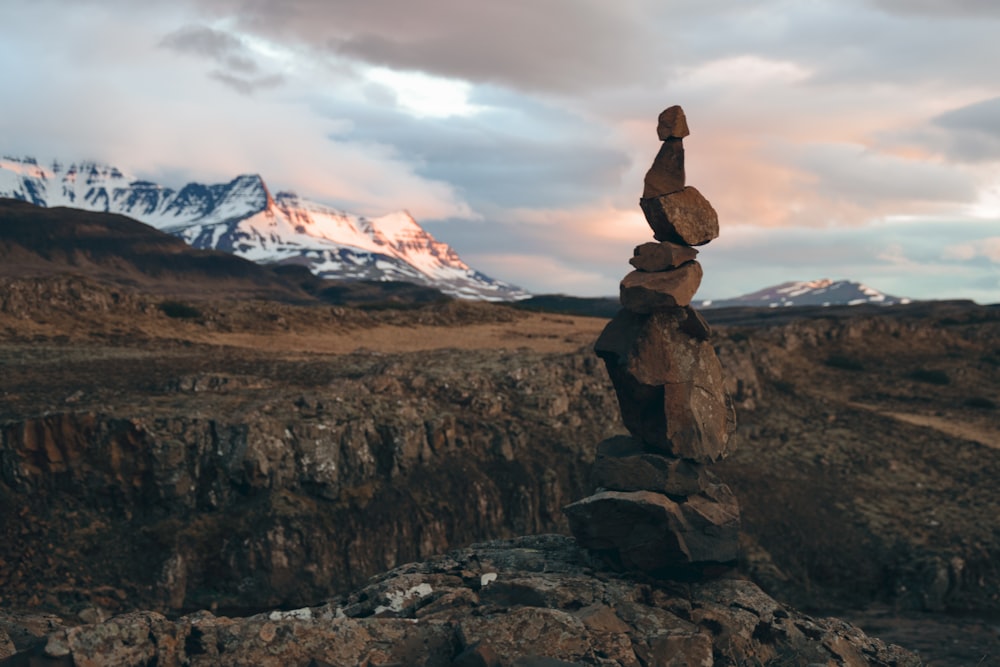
[3,0,1000,302]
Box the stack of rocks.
[565,105,740,577]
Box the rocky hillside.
[715,304,1000,612]
[0,536,920,666]
[0,278,616,614]
[0,278,998,663]
[0,198,314,301]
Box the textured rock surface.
[0,343,619,613]
[564,487,739,570]
[595,309,736,461]
[619,262,703,313]
[591,436,706,496]
[679,305,712,341]
[642,139,685,198]
[578,107,739,584]
[656,105,690,140]
[639,187,719,246]
[3,294,999,663]
[628,241,699,273]
[0,536,921,667]
[0,630,12,661]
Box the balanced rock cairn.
[564,105,739,577]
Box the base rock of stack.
[620,261,703,313]
[564,483,740,572]
[639,187,719,246]
[595,309,735,462]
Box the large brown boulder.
[639,187,719,246]
[594,309,736,462]
[620,261,703,313]
[642,139,685,198]
[563,487,739,570]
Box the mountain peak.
[702,278,910,309]
[0,157,528,301]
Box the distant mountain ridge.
[701,278,910,309]
[0,156,528,301]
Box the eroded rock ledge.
[1,535,920,666]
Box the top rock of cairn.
[657,105,690,140]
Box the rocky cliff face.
[0,535,920,666]
[0,343,619,613]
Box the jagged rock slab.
[595,309,736,461]
[564,488,739,571]
[620,261,703,313]
[679,305,713,341]
[0,536,921,667]
[639,187,719,246]
[591,435,707,496]
[629,241,699,273]
[642,139,685,198]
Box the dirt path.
[848,402,999,450]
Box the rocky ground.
[1,275,998,665]
[1,535,922,666]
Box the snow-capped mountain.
[701,278,911,309]
[0,156,528,301]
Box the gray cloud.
[161,24,285,93]
[790,142,977,207]
[209,71,285,95]
[650,1,1000,91]
[59,0,1000,97]
[308,87,632,212]
[867,0,1000,18]
[928,97,1000,162]
[161,25,256,70]
[937,97,1000,135]
[152,0,655,94]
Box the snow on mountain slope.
[0,157,266,227]
[0,156,527,300]
[701,278,911,309]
